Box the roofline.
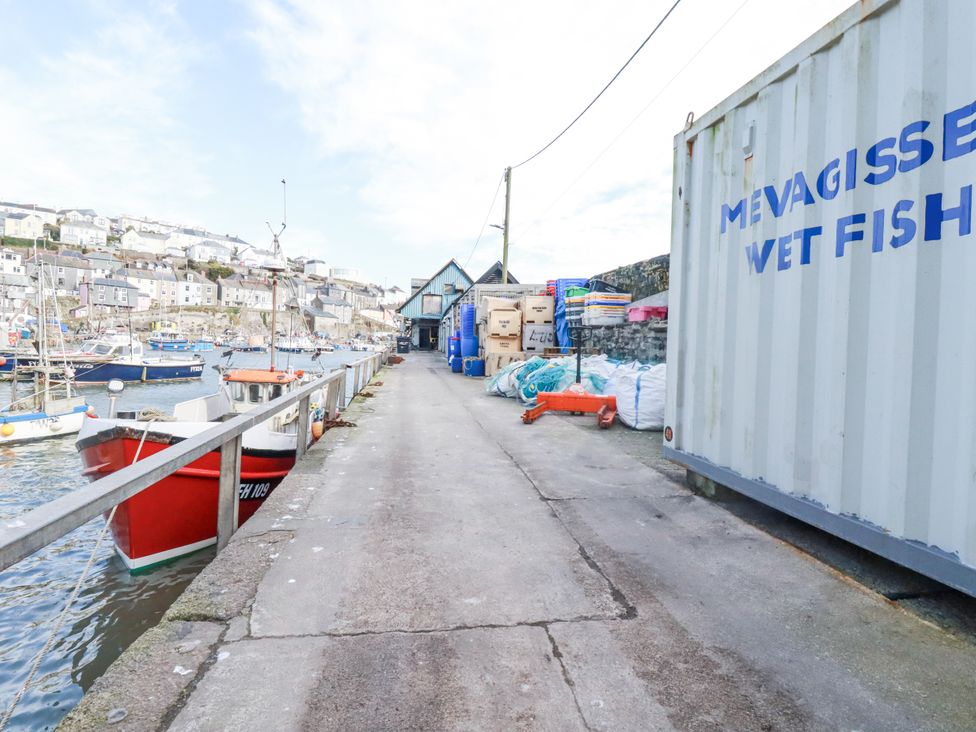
[396,258,472,314]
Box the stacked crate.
[521,294,555,354]
[582,291,632,326]
[565,286,588,327]
[483,301,525,376]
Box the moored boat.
[148,328,190,351]
[76,367,326,569]
[11,335,206,384]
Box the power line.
[511,0,684,170]
[463,174,505,269]
[520,0,751,240]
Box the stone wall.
[580,254,670,364]
[580,321,667,364]
[590,254,669,301]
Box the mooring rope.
[0,420,156,730]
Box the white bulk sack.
[604,363,666,430]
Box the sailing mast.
[33,238,48,411]
[265,179,287,371]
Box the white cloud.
[0,2,211,222]
[246,0,852,283]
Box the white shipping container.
[665,0,976,596]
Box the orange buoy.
[311,421,325,440]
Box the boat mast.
[265,178,287,372]
[34,238,48,411]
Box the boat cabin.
[76,335,145,359]
[222,369,302,414]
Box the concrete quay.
[61,353,976,731]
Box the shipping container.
[665,0,976,596]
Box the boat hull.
[77,423,297,570]
[0,405,88,445]
[148,341,190,352]
[0,355,205,384]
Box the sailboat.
[0,242,90,445]
[76,181,332,569]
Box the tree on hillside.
[205,262,234,282]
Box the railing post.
[325,371,339,419]
[355,363,362,393]
[217,434,242,552]
[343,365,352,409]
[295,394,310,461]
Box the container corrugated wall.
[665,0,976,595]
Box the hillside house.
[0,212,44,240]
[186,240,233,265]
[121,229,169,255]
[61,221,108,247]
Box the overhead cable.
[520,0,751,239]
[511,0,684,170]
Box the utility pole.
[502,166,512,285]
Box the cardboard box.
[485,335,521,353]
[485,352,526,377]
[522,295,555,324]
[487,309,522,338]
[480,295,520,314]
[522,323,555,352]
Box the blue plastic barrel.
[460,336,478,358]
[463,358,485,377]
[460,303,476,338]
[448,336,461,357]
[450,355,463,373]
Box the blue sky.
[0,0,851,289]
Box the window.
[421,294,442,315]
[248,384,262,403]
[270,384,283,400]
[231,382,245,401]
[97,293,105,302]
[443,283,455,294]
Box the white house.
[236,244,280,269]
[61,221,108,247]
[118,268,161,303]
[120,229,169,255]
[304,259,330,277]
[0,273,34,313]
[1,213,44,240]
[329,266,366,284]
[179,271,218,307]
[168,227,249,254]
[0,202,58,226]
[217,277,273,310]
[0,249,25,276]
[186,240,233,265]
[118,214,176,234]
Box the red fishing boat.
[76,368,327,569]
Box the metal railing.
[0,350,388,571]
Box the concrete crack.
[450,390,640,622]
[543,624,593,732]
[238,615,619,642]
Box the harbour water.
[0,348,366,731]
